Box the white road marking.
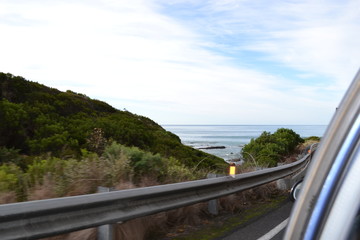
[256,218,289,240]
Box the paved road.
[216,201,293,240]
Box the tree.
[0,99,29,151]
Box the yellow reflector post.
[229,163,236,178]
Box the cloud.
[201,0,360,89]
[0,0,357,124]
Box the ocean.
[162,125,327,161]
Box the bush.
[0,163,25,200]
[273,128,304,154]
[26,157,65,186]
[163,157,197,182]
[102,142,133,184]
[1,72,227,172]
[241,128,304,167]
[0,140,210,203]
[0,147,22,165]
[304,136,321,142]
[0,165,19,192]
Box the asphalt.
[216,200,294,240]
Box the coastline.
[163,125,327,161]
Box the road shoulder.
[164,194,289,240]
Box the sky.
[1,0,359,125]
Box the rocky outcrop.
[198,146,226,150]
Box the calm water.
[162,125,327,161]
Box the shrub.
[0,142,205,202]
[162,157,198,183]
[61,157,105,195]
[1,72,227,172]
[273,128,304,154]
[304,136,321,142]
[241,128,304,167]
[26,157,65,186]
[86,128,107,155]
[102,142,133,185]
[0,163,25,200]
[121,145,163,179]
[0,147,22,165]
[0,165,19,192]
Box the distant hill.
[0,72,226,170]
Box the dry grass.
[112,178,207,239]
[218,181,281,214]
[115,214,167,240]
[166,204,205,226]
[40,228,96,240]
[0,191,16,204]
[114,203,206,240]
[28,175,57,200]
[137,175,161,187]
[114,181,136,190]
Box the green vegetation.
[241,128,304,167]
[304,136,321,142]
[0,72,227,202]
[0,72,226,170]
[0,142,206,202]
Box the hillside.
[0,72,226,170]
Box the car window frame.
[284,69,360,239]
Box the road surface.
[216,200,293,240]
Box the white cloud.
[0,0,357,125]
[202,0,360,89]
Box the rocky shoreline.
[197,146,226,150]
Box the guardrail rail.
[0,152,312,240]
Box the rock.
[198,146,226,150]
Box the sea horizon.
[163,124,327,161]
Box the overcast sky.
[1,0,359,125]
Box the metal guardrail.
[0,153,311,240]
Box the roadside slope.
[0,72,226,170]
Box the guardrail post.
[97,187,115,240]
[276,178,291,190]
[207,173,219,215]
[276,152,312,190]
